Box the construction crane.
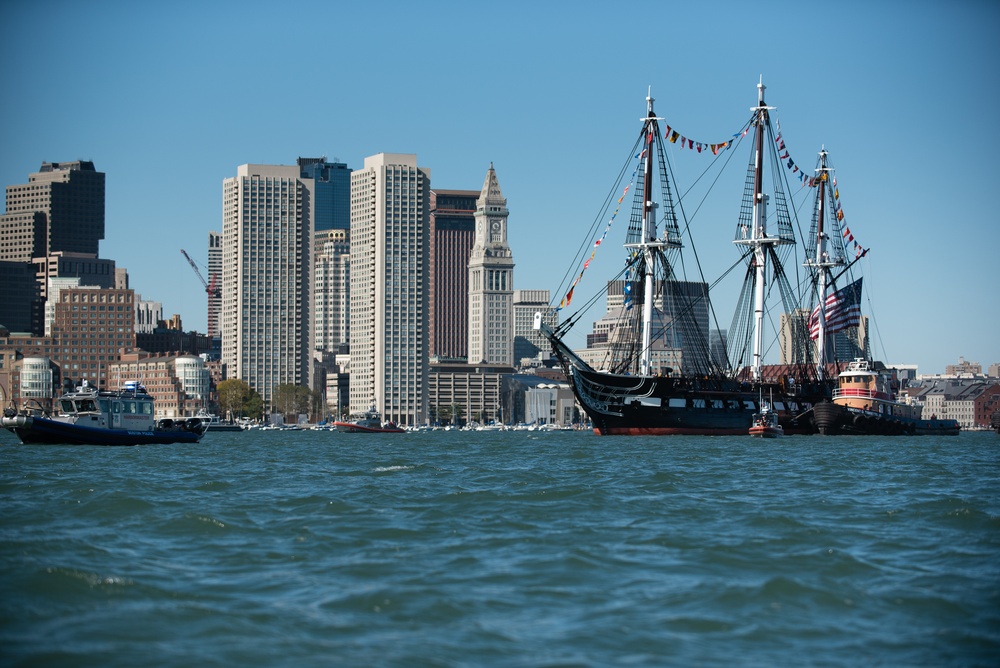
[180,249,221,298]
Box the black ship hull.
[569,367,827,436]
[812,401,960,436]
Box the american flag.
[809,278,863,340]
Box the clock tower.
[468,163,515,366]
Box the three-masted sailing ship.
[534,80,879,435]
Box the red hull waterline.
[333,422,404,434]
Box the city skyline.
[2,1,997,375]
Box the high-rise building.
[2,161,105,257]
[467,164,514,366]
[0,261,39,333]
[709,328,728,371]
[314,228,350,353]
[780,309,869,366]
[207,232,222,339]
[298,157,351,231]
[428,189,478,360]
[349,153,430,425]
[780,309,812,365]
[221,164,314,405]
[0,212,45,262]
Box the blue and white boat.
[1,380,207,445]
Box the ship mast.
[639,90,659,376]
[733,77,779,382]
[625,89,680,377]
[809,147,843,377]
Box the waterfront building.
[429,189,478,360]
[974,383,1000,428]
[427,362,511,426]
[221,164,314,405]
[468,165,515,366]
[109,352,210,419]
[348,153,430,425]
[0,347,60,413]
[525,383,577,426]
[9,282,137,391]
[1,161,105,258]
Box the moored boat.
[749,396,784,438]
[812,359,960,436]
[194,410,245,432]
[1,380,207,445]
[333,405,404,434]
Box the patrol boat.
[2,380,208,445]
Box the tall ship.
[535,80,934,436]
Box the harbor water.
[2,428,998,667]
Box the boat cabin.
[57,381,158,432]
[832,359,893,414]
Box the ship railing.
[832,388,892,402]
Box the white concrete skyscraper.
[348,153,430,426]
[221,164,314,405]
[467,164,514,366]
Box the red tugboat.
[333,404,404,434]
[812,359,960,436]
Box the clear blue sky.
[3,0,996,375]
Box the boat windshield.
[60,398,98,413]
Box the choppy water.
[2,428,998,667]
